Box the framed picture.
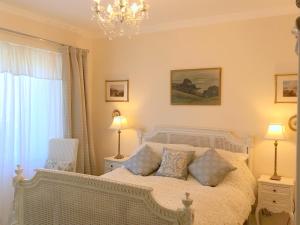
[288,115,297,131]
[275,74,298,103]
[105,80,129,102]
[171,68,222,105]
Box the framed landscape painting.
[105,80,129,102]
[275,74,298,103]
[171,68,222,105]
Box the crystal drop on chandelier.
[91,0,149,40]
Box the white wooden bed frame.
[11,127,253,225]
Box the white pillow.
[144,143,210,158]
[187,146,210,158]
[131,143,247,163]
[215,149,249,163]
[144,142,192,156]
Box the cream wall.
[92,14,297,179]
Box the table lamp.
[110,114,128,159]
[264,123,286,180]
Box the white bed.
[102,158,256,225]
[12,127,256,225]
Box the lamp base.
[114,154,124,159]
[270,174,281,181]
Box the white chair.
[45,138,79,172]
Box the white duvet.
[101,160,256,225]
[101,161,256,225]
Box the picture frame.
[105,80,129,102]
[288,115,297,131]
[170,67,222,105]
[275,74,298,103]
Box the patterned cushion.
[156,148,194,180]
[124,145,162,176]
[188,149,236,187]
[45,160,74,172]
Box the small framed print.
[275,74,298,103]
[105,80,129,102]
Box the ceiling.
[0,0,297,37]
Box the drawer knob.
[110,165,113,168]
[273,200,277,204]
[273,189,277,192]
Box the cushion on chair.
[124,144,162,176]
[188,149,236,187]
[156,148,194,180]
[45,138,79,172]
[45,160,74,172]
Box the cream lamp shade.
[110,116,128,131]
[264,124,286,141]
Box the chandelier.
[92,0,149,39]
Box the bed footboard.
[11,165,193,225]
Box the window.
[0,42,64,225]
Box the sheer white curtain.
[0,42,64,225]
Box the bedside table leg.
[255,207,261,225]
[288,212,294,225]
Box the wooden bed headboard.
[138,127,253,166]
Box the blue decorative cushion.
[124,145,161,176]
[156,148,194,180]
[188,149,236,187]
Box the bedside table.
[255,175,295,225]
[104,156,129,173]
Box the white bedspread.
[101,160,256,225]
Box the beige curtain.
[62,46,96,174]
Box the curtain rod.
[0,27,90,52]
[0,27,69,47]
[0,26,92,52]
